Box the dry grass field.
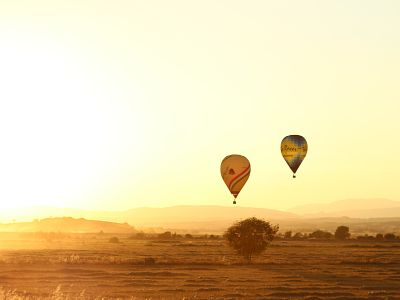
[0,233,399,299]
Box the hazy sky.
[1,1,399,211]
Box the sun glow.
[0,31,145,210]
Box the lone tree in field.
[224,217,279,262]
[334,226,350,240]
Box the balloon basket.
[233,200,236,204]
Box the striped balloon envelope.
[281,135,308,178]
[220,154,251,204]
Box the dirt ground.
[0,234,399,299]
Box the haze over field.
[288,198,400,217]
[0,217,134,234]
[1,199,399,234]
[1,198,399,222]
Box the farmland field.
[0,233,399,299]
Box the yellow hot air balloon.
[281,135,308,178]
[220,155,251,204]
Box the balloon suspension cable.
[293,174,296,178]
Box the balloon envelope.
[281,135,307,176]
[220,155,251,201]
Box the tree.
[334,226,350,240]
[158,231,172,239]
[384,233,396,241]
[284,231,292,239]
[224,217,279,262]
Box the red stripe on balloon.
[228,165,250,190]
[230,173,250,193]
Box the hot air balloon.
[220,155,251,204]
[281,135,307,178]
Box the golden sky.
[0,1,399,211]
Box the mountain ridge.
[0,205,298,224]
[288,198,400,218]
[0,217,135,233]
[1,199,399,232]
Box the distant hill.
[108,205,296,233]
[119,205,297,225]
[1,205,297,232]
[288,198,400,218]
[0,217,135,233]
[2,202,400,234]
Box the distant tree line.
[281,226,400,241]
[128,226,400,242]
[129,231,222,240]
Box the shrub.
[357,234,375,241]
[134,232,146,239]
[109,237,119,243]
[224,217,279,262]
[209,234,219,239]
[293,232,304,239]
[144,257,156,265]
[309,230,333,239]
